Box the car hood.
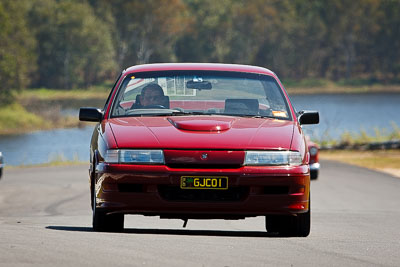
[108,116,294,150]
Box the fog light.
[289,204,305,210]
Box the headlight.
[309,147,318,156]
[244,151,302,166]
[105,149,164,164]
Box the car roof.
[124,63,276,76]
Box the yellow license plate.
[180,176,228,190]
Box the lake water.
[1,93,399,166]
[290,93,400,140]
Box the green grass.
[5,160,87,169]
[4,152,87,169]
[19,87,110,101]
[283,78,330,88]
[0,103,50,134]
[0,87,105,135]
[284,79,400,94]
[0,99,90,135]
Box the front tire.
[265,195,311,237]
[92,192,124,232]
[265,210,310,237]
[310,169,318,180]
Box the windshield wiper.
[221,113,277,119]
[123,110,208,117]
[123,109,279,119]
[169,111,279,119]
[168,111,207,116]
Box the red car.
[79,63,319,236]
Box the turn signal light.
[289,185,305,196]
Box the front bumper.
[94,163,310,218]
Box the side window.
[103,72,123,111]
[263,79,291,119]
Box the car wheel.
[92,191,124,232]
[265,210,310,237]
[90,161,95,210]
[265,196,311,237]
[310,169,318,180]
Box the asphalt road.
[1,160,399,266]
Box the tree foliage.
[0,0,400,98]
[0,0,36,103]
[28,0,116,89]
[91,0,189,68]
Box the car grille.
[158,185,249,202]
[165,163,242,169]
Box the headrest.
[131,94,170,109]
[225,99,259,115]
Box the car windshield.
[110,71,292,120]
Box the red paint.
[168,117,233,131]
[124,63,276,76]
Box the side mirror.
[79,107,103,122]
[298,110,319,125]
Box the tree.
[92,0,190,68]
[229,0,295,71]
[29,0,116,89]
[0,0,36,103]
[372,0,400,81]
[176,0,236,63]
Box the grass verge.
[320,150,400,178]
[0,88,102,135]
[0,103,50,134]
[4,153,87,169]
[285,79,400,94]
[19,87,109,101]
[5,161,87,170]
[0,102,86,135]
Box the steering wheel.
[173,107,184,112]
[142,104,166,109]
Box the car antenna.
[182,218,189,228]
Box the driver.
[139,83,165,107]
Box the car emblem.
[201,153,208,160]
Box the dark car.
[79,63,319,236]
[0,152,3,179]
[307,139,320,180]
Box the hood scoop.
[168,117,233,132]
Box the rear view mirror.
[298,110,319,125]
[186,77,212,90]
[79,107,103,122]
